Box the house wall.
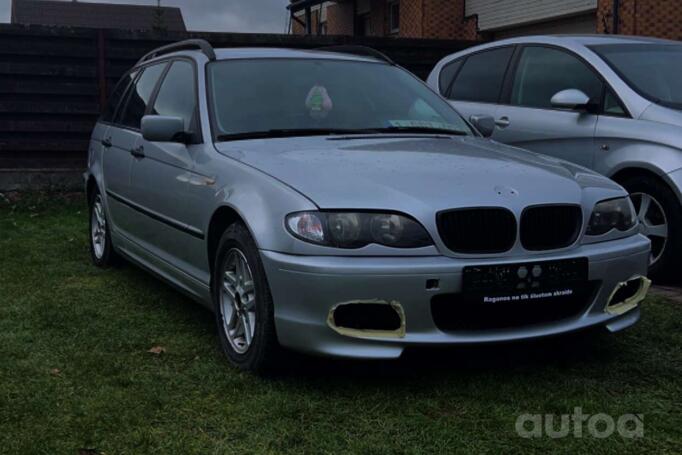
[597,0,682,40]
[466,0,598,32]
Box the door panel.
[493,45,603,169]
[492,106,598,168]
[102,126,139,236]
[450,100,500,129]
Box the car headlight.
[286,211,433,248]
[586,197,637,236]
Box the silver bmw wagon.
[85,40,651,373]
[428,35,682,279]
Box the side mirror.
[469,114,496,138]
[551,89,591,110]
[141,115,189,143]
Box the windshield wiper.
[216,128,370,141]
[362,126,469,136]
[216,126,470,142]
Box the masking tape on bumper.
[606,276,651,316]
[327,299,406,339]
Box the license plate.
[462,258,588,304]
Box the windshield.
[591,44,682,109]
[208,58,473,140]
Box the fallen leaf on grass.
[148,346,166,355]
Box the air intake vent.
[437,208,516,254]
[521,205,582,251]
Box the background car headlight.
[586,197,637,236]
[286,211,433,248]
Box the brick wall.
[597,0,682,40]
[293,1,480,40]
[421,0,478,40]
[291,9,322,35]
[327,2,355,35]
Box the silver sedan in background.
[86,41,651,373]
[428,35,682,279]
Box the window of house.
[510,46,603,109]
[448,47,515,103]
[389,1,400,34]
[151,61,197,131]
[118,63,167,129]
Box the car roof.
[142,47,381,66]
[490,34,679,47]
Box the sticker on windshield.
[306,85,333,120]
[388,120,462,131]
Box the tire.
[212,222,281,374]
[620,175,682,281]
[88,187,120,268]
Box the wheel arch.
[206,205,254,277]
[609,165,681,204]
[86,175,100,203]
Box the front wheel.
[212,222,281,374]
[621,175,682,281]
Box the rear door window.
[101,71,137,123]
[118,63,167,130]
[510,46,603,109]
[448,47,515,103]
[438,59,463,96]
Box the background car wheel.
[621,175,682,281]
[88,188,119,268]
[212,222,281,374]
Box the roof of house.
[11,0,187,32]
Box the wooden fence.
[0,24,476,189]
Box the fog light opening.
[327,300,406,338]
[606,276,651,315]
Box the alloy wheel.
[91,195,107,260]
[219,248,257,354]
[631,192,668,266]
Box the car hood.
[215,136,623,213]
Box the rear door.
[492,45,603,168]
[101,70,139,236]
[438,46,515,123]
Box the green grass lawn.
[1,193,680,454]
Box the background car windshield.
[208,58,472,137]
[592,44,682,109]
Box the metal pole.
[305,6,312,34]
[352,0,358,36]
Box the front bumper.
[261,234,651,359]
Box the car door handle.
[130,146,145,158]
[495,117,511,128]
[101,138,112,148]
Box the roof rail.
[137,39,216,65]
[316,45,395,65]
